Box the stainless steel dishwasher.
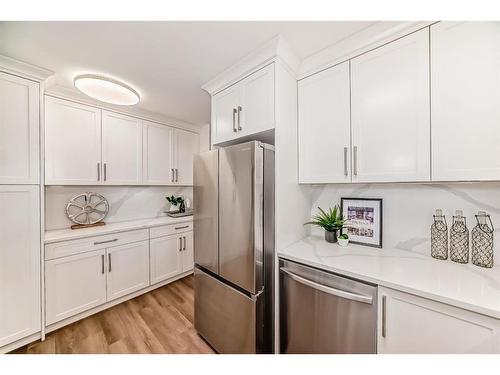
[279,258,377,354]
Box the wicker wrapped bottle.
[431,209,448,260]
[471,211,494,268]
[450,210,469,264]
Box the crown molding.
[45,84,201,133]
[298,21,437,79]
[201,35,300,95]
[0,54,53,82]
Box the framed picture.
[340,198,383,248]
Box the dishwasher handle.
[280,267,373,305]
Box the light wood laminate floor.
[12,275,215,354]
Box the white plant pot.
[338,238,349,247]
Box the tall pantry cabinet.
[0,63,48,352]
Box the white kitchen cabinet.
[174,129,199,185]
[237,64,275,138]
[181,231,194,272]
[150,234,183,284]
[350,28,430,182]
[45,249,106,325]
[212,84,240,144]
[431,22,500,181]
[378,287,500,354]
[106,240,150,301]
[143,120,174,184]
[102,111,143,185]
[298,61,351,183]
[211,64,275,145]
[0,72,39,184]
[45,97,102,185]
[0,186,40,347]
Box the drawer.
[45,229,149,260]
[150,222,193,239]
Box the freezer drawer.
[280,259,377,354]
[194,267,263,354]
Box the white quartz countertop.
[45,216,193,244]
[278,235,500,319]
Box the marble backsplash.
[309,182,500,265]
[45,185,192,230]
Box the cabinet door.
[0,72,39,184]
[143,120,174,184]
[212,85,239,144]
[431,22,500,181]
[102,111,143,185]
[106,240,150,301]
[45,97,101,185]
[175,129,199,185]
[378,287,500,353]
[0,186,40,346]
[182,231,194,272]
[45,249,106,325]
[150,235,182,284]
[351,28,430,182]
[298,61,351,183]
[238,64,275,137]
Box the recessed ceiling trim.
[74,74,140,106]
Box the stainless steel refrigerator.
[193,141,275,354]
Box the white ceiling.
[0,21,379,126]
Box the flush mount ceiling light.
[74,74,140,106]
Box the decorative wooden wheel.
[65,192,109,225]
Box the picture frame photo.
[340,197,383,248]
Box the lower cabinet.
[150,231,194,284]
[106,241,150,301]
[378,287,500,353]
[45,250,107,325]
[45,240,150,325]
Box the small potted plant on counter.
[305,205,347,243]
[166,195,185,213]
[338,233,349,247]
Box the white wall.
[309,182,500,264]
[45,185,192,230]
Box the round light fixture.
[74,74,140,106]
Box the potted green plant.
[338,233,349,247]
[305,205,347,243]
[166,195,185,213]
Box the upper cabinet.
[101,111,143,185]
[211,64,275,144]
[0,72,39,184]
[45,97,199,186]
[45,97,102,185]
[350,28,430,183]
[298,61,351,183]
[431,22,500,181]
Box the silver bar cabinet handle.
[101,254,105,274]
[94,238,118,245]
[353,146,358,176]
[343,147,348,176]
[175,168,178,183]
[183,236,186,251]
[108,253,112,272]
[175,225,189,230]
[382,295,387,338]
[179,237,182,251]
[171,168,174,183]
[237,106,242,131]
[232,108,237,132]
[104,163,107,181]
[97,162,101,181]
[280,268,373,304]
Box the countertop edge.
[278,251,500,321]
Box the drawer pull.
[94,238,118,245]
[175,225,189,230]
